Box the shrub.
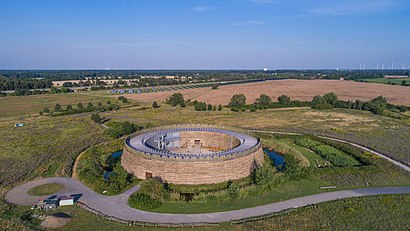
[312,103,333,110]
[90,113,102,123]
[231,107,239,112]
[129,193,162,210]
[152,101,159,108]
[218,104,223,111]
[139,178,169,200]
[226,180,239,199]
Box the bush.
[231,107,239,112]
[226,180,239,199]
[90,113,102,123]
[105,121,142,138]
[312,103,333,110]
[139,178,169,200]
[129,193,162,210]
[152,101,159,108]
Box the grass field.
[99,105,410,165]
[0,93,115,117]
[43,194,410,231]
[363,78,409,85]
[1,92,409,230]
[27,183,63,196]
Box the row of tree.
[40,100,121,116]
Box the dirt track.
[124,80,410,106]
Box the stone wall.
[178,131,241,150]
[121,146,264,185]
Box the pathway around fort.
[5,177,410,223]
[5,131,410,224]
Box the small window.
[145,172,152,179]
[194,140,201,145]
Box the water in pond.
[103,151,123,180]
[264,148,286,171]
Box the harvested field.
[123,80,410,106]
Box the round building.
[122,125,264,185]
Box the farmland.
[363,77,409,85]
[0,83,409,230]
[120,79,410,106]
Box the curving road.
[5,131,410,224]
[5,177,410,223]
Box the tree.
[43,107,50,113]
[87,102,94,110]
[323,92,339,106]
[218,104,223,111]
[152,101,159,108]
[213,105,217,111]
[90,113,102,123]
[277,95,291,105]
[401,80,407,86]
[255,94,272,108]
[167,93,185,107]
[367,95,387,115]
[66,104,73,111]
[54,104,62,112]
[207,104,213,111]
[77,102,84,110]
[311,95,325,105]
[229,94,246,108]
[39,111,43,115]
[226,180,239,199]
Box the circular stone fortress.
[122,125,264,185]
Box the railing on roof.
[124,124,261,162]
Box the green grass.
[145,177,331,214]
[0,93,114,117]
[31,194,409,231]
[363,78,409,85]
[27,183,63,196]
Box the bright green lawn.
[27,183,63,196]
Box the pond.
[103,150,123,181]
[264,148,286,171]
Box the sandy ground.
[123,80,410,106]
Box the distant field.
[364,78,409,85]
[0,93,112,117]
[122,79,410,106]
[0,92,132,118]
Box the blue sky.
[0,0,410,69]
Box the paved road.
[6,131,410,223]
[5,177,410,223]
